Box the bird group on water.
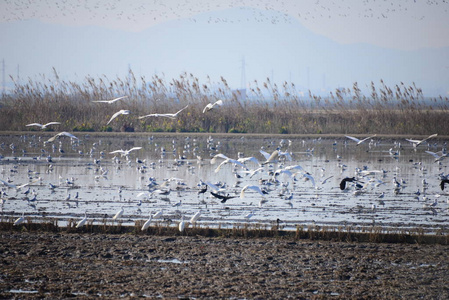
[3,101,447,231]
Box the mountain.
[1,7,448,96]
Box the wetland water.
[1,132,448,233]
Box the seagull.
[214,158,248,173]
[92,96,128,104]
[107,110,130,125]
[405,133,437,147]
[109,147,142,157]
[345,134,377,145]
[138,105,188,120]
[425,150,448,162]
[240,185,267,198]
[46,131,78,143]
[203,99,223,113]
[26,122,61,130]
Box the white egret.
[190,210,201,224]
[203,99,223,113]
[244,211,254,220]
[92,96,128,104]
[76,211,88,228]
[179,216,187,232]
[345,134,377,145]
[107,109,130,125]
[153,210,163,219]
[138,105,188,120]
[26,122,61,130]
[13,212,25,226]
[141,214,153,230]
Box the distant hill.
[1,7,448,96]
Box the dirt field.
[1,231,448,299]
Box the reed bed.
[1,219,448,245]
[1,69,448,135]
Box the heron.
[13,212,25,226]
[76,211,88,228]
[141,213,153,230]
[112,206,124,220]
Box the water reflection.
[0,133,448,232]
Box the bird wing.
[26,123,43,127]
[345,135,361,143]
[259,149,271,160]
[0,178,16,188]
[358,134,377,144]
[205,181,221,193]
[44,122,61,127]
[210,153,229,164]
[425,151,441,159]
[263,150,279,164]
[214,99,223,107]
[420,133,438,144]
[107,110,126,125]
[172,105,189,117]
[240,185,264,198]
[109,149,126,155]
[238,156,261,166]
[202,103,213,113]
[128,147,142,153]
[58,132,78,139]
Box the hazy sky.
[1,0,448,50]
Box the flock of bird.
[1,106,448,232]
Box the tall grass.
[1,69,448,134]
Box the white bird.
[214,158,248,173]
[179,216,187,232]
[13,212,25,226]
[405,133,437,147]
[345,134,377,145]
[26,122,61,130]
[244,211,254,220]
[425,150,448,162]
[138,105,188,120]
[112,206,124,220]
[46,131,78,143]
[203,99,223,113]
[107,110,130,125]
[141,214,153,230]
[109,147,142,157]
[190,210,201,224]
[240,185,266,198]
[76,212,88,228]
[152,210,163,219]
[92,96,128,104]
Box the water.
[1,133,448,233]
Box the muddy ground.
[1,231,448,299]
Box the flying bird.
[240,185,267,198]
[46,131,78,143]
[406,134,438,147]
[203,99,223,113]
[138,105,188,120]
[345,134,377,145]
[340,177,357,190]
[107,109,130,125]
[109,147,142,157]
[92,96,128,104]
[26,122,61,130]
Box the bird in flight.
[46,131,78,143]
[138,105,188,120]
[92,96,128,104]
[107,109,130,125]
[345,134,377,145]
[26,122,61,130]
[203,99,223,113]
[406,134,437,147]
[109,147,142,158]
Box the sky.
[2,0,448,50]
[1,0,449,95]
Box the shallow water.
[1,133,448,232]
